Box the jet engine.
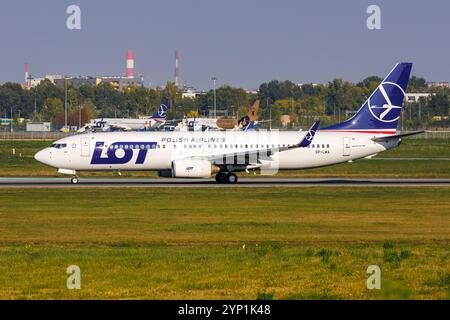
[171,159,220,178]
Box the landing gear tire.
[227,173,238,184]
[70,176,79,184]
[215,172,228,184]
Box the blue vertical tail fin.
[151,98,169,119]
[322,63,412,133]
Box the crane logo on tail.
[157,103,168,118]
[367,82,405,123]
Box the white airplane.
[35,63,423,184]
[77,99,169,132]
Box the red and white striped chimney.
[175,50,180,86]
[126,50,134,78]
[24,63,29,88]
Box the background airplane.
[182,100,262,131]
[78,98,169,132]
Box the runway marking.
[372,158,450,161]
[0,177,449,188]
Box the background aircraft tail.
[238,100,260,131]
[151,98,169,119]
[321,63,412,134]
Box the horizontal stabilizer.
[371,130,425,142]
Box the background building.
[26,122,51,132]
[427,81,450,89]
[54,77,99,88]
[27,50,144,91]
[182,86,205,99]
[405,93,433,103]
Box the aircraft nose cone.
[34,150,48,164]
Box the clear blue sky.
[0,0,448,89]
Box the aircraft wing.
[204,120,320,164]
[371,130,425,142]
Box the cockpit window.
[50,143,67,149]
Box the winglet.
[298,120,320,147]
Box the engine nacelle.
[171,159,220,178]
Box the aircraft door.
[81,136,90,157]
[343,137,351,156]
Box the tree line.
[0,75,448,130]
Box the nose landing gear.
[215,172,238,184]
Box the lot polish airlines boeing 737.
[35,63,423,184]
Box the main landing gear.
[70,175,79,184]
[215,172,238,184]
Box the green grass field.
[0,138,449,178]
[0,187,449,299]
